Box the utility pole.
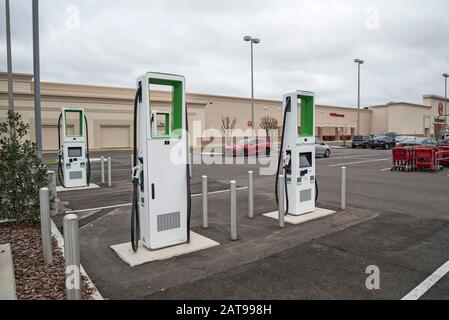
[33,0,43,158]
[5,0,14,111]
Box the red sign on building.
[330,112,345,118]
[438,103,444,116]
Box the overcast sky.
[1,0,448,107]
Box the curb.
[50,220,104,300]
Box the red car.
[225,138,271,157]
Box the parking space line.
[66,203,132,214]
[191,186,248,197]
[65,187,249,214]
[327,155,382,161]
[381,168,392,171]
[402,260,449,300]
[329,158,391,167]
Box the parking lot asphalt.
[48,147,449,300]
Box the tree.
[0,111,48,224]
[260,116,279,143]
[221,116,237,146]
[221,116,237,133]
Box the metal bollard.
[278,175,285,228]
[131,155,134,174]
[341,166,347,210]
[248,171,254,219]
[100,156,105,185]
[47,171,58,216]
[63,214,81,300]
[39,188,53,265]
[108,157,112,187]
[230,181,238,241]
[202,176,208,229]
[189,152,193,178]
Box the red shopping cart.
[391,147,415,172]
[415,147,439,172]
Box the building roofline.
[423,94,449,102]
[369,102,431,109]
[0,72,33,82]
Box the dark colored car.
[379,132,398,139]
[225,138,271,157]
[370,135,396,149]
[352,135,372,149]
[396,137,423,147]
[396,137,439,148]
[421,138,439,147]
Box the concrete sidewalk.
[0,244,17,300]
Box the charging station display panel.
[68,147,82,158]
[299,152,312,168]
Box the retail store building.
[0,72,447,151]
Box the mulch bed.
[0,223,93,300]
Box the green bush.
[0,111,48,224]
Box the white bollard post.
[100,156,105,185]
[39,188,53,265]
[230,181,238,241]
[63,214,81,300]
[341,166,347,210]
[108,157,112,187]
[278,175,285,228]
[202,176,208,229]
[47,171,58,216]
[248,171,254,219]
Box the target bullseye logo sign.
[438,103,444,116]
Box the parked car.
[396,137,439,148]
[225,138,271,157]
[421,138,439,147]
[378,132,398,139]
[370,135,396,149]
[395,136,416,144]
[316,137,331,158]
[396,137,424,147]
[352,135,372,149]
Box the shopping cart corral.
[391,146,448,173]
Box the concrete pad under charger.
[263,207,337,225]
[56,183,100,193]
[111,232,220,267]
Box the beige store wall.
[387,104,432,136]
[371,106,389,134]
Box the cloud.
[1,0,448,107]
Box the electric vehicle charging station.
[276,91,317,216]
[131,72,191,252]
[57,107,91,189]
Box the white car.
[315,137,331,158]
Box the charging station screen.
[68,147,82,158]
[299,153,312,168]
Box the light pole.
[443,73,449,129]
[354,58,364,136]
[33,0,43,158]
[244,36,260,134]
[5,0,14,111]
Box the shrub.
[0,111,48,224]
